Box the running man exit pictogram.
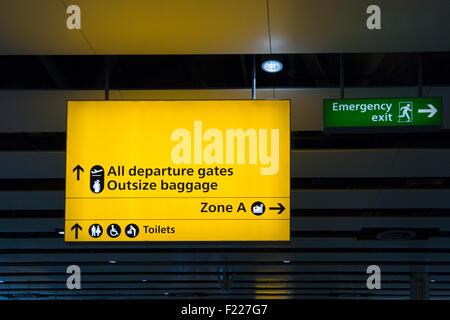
[398,102,413,123]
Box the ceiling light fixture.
[108,260,117,264]
[262,60,283,73]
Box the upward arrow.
[418,104,438,118]
[73,165,84,181]
[71,223,82,239]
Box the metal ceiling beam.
[410,272,429,300]
[301,54,327,87]
[37,56,69,89]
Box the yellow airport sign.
[65,100,290,241]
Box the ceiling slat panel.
[1,252,450,263]
[0,0,92,54]
[4,216,450,233]
[291,190,450,209]
[1,190,449,210]
[76,0,270,54]
[269,0,450,53]
[3,149,450,179]
[0,273,410,282]
[0,264,441,273]
[0,88,448,133]
[3,238,450,250]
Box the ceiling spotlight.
[283,260,291,264]
[262,60,283,73]
[108,260,117,264]
[57,231,65,235]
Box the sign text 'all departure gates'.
[65,100,290,242]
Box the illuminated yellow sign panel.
[65,100,290,242]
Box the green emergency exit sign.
[323,97,442,132]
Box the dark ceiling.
[0,52,449,300]
[0,52,448,90]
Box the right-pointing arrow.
[269,203,285,214]
[418,104,438,118]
